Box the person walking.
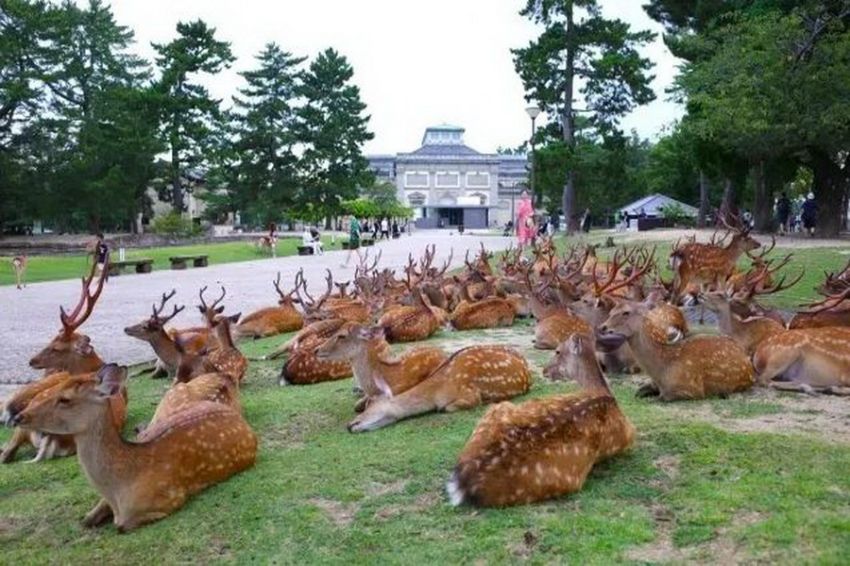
[776,192,791,234]
[516,190,535,246]
[380,217,389,240]
[93,233,109,279]
[341,216,362,267]
[801,192,818,237]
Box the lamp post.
[525,105,541,208]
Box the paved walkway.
[0,232,513,386]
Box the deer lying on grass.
[599,302,754,400]
[450,282,516,331]
[146,372,241,431]
[296,269,371,324]
[378,286,443,343]
[176,312,247,384]
[447,334,634,507]
[235,273,304,339]
[124,290,193,378]
[278,320,354,386]
[2,370,128,463]
[523,267,593,350]
[315,325,448,411]
[789,285,850,329]
[12,254,27,289]
[347,345,531,432]
[11,364,257,532]
[752,326,850,394]
[29,260,107,375]
[669,226,760,301]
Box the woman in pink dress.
[516,190,535,246]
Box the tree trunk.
[719,178,738,227]
[170,127,184,212]
[562,3,577,233]
[752,159,773,232]
[698,170,709,228]
[810,149,845,237]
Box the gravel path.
[0,231,513,388]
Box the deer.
[788,285,850,329]
[145,372,241,433]
[378,286,442,343]
[751,326,850,394]
[450,281,516,331]
[347,345,531,433]
[235,273,304,339]
[12,254,27,289]
[29,259,107,375]
[257,223,277,256]
[522,265,593,350]
[124,290,200,378]
[279,331,354,386]
[1,369,128,464]
[447,334,635,507]
[599,302,754,400]
[10,364,257,532]
[175,312,247,384]
[315,325,448,411]
[669,226,761,301]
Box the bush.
[659,202,694,226]
[150,212,202,238]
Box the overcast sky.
[103,0,683,154]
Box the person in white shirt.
[380,217,389,240]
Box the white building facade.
[368,125,528,229]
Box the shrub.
[659,202,694,226]
[150,212,202,238]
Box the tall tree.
[153,20,234,212]
[297,48,374,224]
[223,43,305,225]
[513,0,656,231]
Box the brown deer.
[669,227,761,301]
[752,327,850,393]
[29,260,107,375]
[788,286,850,329]
[450,282,516,331]
[448,334,634,507]
[266,318,349,361]
[147,372,241,429]
[347,345,531,432]
[235,273,304,339]
[315,325,448,411]
[124,290,199,377]
[378,287,442,343]
[599,303,754,400]
[11,364,257,532]
[12,254,27,289]
[279,332,354,386]
[1,370,128,463]
[523,267,593,350]
[175,312,247,384]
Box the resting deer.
[700,286,786,356]
[599,303,754,400]
[669,227,760,301]
[146,373,241,431]
[315,325,448,412]
[235,273,304,339]
[29,260,107,375]
[348,345,531,432]
[450,282,516,331]
[2,370,128,463]
[789,286,850,329]
[448,334,634,507]
[378,286,442,343]
[523,267,592,350]
[11,364,257,532]
[176,312,247,384]
[12,254,27,289]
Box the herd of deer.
[3,227,850,529]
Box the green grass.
[0,237,336,287]
[2,327,849,564]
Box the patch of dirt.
[309,497,358,528]
[373,492,440,521]
[653,455,681,481]
[364,479,408,498]
[264,412,335,449]
[508,530,539,561]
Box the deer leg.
[635,382,660,398]
[0,428,30,464]
[442,390,481,413]
[116,512,170,533]
[769,382,817,395]
[82,499,114,528]
[29,435,52,463]
[823,386,850,396]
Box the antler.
[294,269,316,307]
[60,256,109,336]
[199,284,226,313]
[801,285,850,314]
[151,289,184,325]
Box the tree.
[153,20,234,212]
[221,43,305,226]
[513,0,656,231]
[297,48,374,225]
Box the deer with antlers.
[234,273,305,339]
[599,301,754,400]
[10,364,257,531]
[347,345,531,432]
[669,225,761,301]
[447,334,634,507]
[450,280,516,331]
[315,325,448,411]
[378,263,443,342]
[522,260,593,350]
[789,281,850,329]
[30,260,108,375]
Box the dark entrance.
[437,208,464,227]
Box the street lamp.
[525,105,541,207]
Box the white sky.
[102,0,683,154]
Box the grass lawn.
[0,237,337,287]
[2,320,849,563]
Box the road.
[0,231,512,387]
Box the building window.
[407,192,426,207]
[466,172,490,187]
[404,172,429,188]
[470,192,489,205]
[435,172,461,188]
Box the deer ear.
[228,312,241,324]
[216,306,225,314]
[666,326,684,344]
[95,364,127,397]
[567,334,583,355]
[73,335,94,356]
[197,305,205,314]
[373,375,393,398]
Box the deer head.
[124,290,185,341]
[29,261,107,373]
[197,285,226,325]
[542,333,612,394]
[315,325,386,362]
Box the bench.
[297,246,314,256]
[108,259,154,276]
[169,255,209,270]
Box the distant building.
[368,125,528,229]
[617,194,698,219]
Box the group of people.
[340,216,405,267]
[776,192,818,236]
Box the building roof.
[618,194,698,216]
